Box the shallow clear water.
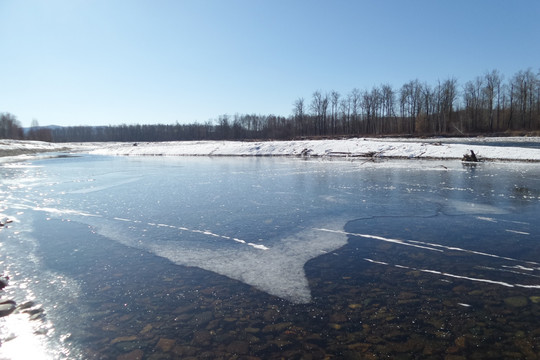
[1,155,539,359]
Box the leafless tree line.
[0,113,24,139]
[1,68,539,142]
[292,68,540,138]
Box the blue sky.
[1,0,539,127]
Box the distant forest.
[2,68,539,143]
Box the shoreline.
[89,137,540,162]
[0,137,539,162]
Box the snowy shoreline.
[1,137,540,162]
[90,137,540,162]
[0,140,95,160]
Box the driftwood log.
[462,150,478,162]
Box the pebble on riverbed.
[0,300,16,317]
[0,221,46,322]
[0,217,13,227]
[0,276,9,290]
[0,274,16,317]
[1,220,17,319]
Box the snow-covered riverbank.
[1,137,540,161]
[0,140,94,159]
[90,137,540,161]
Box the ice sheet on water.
[92,217,348,303]
[342,220,540,290]
[440,199,508,215]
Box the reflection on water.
[0,155,539,359]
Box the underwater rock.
[23,306,45,320]
[139,324,153,335]
[192,330,212,345]
[329,312,348,323]
[116,349,143,360]
[0,301,16,317]
[0,218,13,227]
[16,301,36,310]
[171,345,198,357]
[454,336,467,348]
[29,312,44,321]
[111,335,138,345]
[245,327,260,334]
[503,296,528,308]
[262,322,292,333]
[0,276,9,290]
[156,338,175,352]
[397,291,417,300]
[226,340,249,354]
[192,311,213,327]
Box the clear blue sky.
[1,0,539,127]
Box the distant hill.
[22,125,64,134]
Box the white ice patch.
[505,229,530,235]
[443,199,507,215]
[12,204,101,219]
[502,265,535,271]
[476,216,497,223]
[317,228,444,252]
[90,218,348,304]
[364,258,389,266]
[68,178,140,194]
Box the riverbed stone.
[0,302,16,317]
[111,335,138,345]
[116,349,143,360]
[172,345,198,357]
[262,322,292,333]
[16,301,36,311]
[226,340,249,354]
[192,311,213,327]
[192,330,212,345]
[0,279,8,290]
[454,336,467,348]
[139,324,153,334]
[29,312,44,321]
[156,338,175,352]
[503,296,528,308]
[329,312,348,323]
[397,291,417,299]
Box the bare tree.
[421,82,435,133]
[463,77,484,131]
[330,90,340,135]
[0,113,23,139]
[510,68,538,129]
[339,95,351,134]
[361,86,382,134]
[310,91,330,135]
[350,88,361,134]
[441,77,458,133]
[399,80,422,133]
[293,97,305,136]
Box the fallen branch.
[462,150,479,162]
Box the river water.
[0,154,539,359]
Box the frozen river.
[1,154,539,359]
